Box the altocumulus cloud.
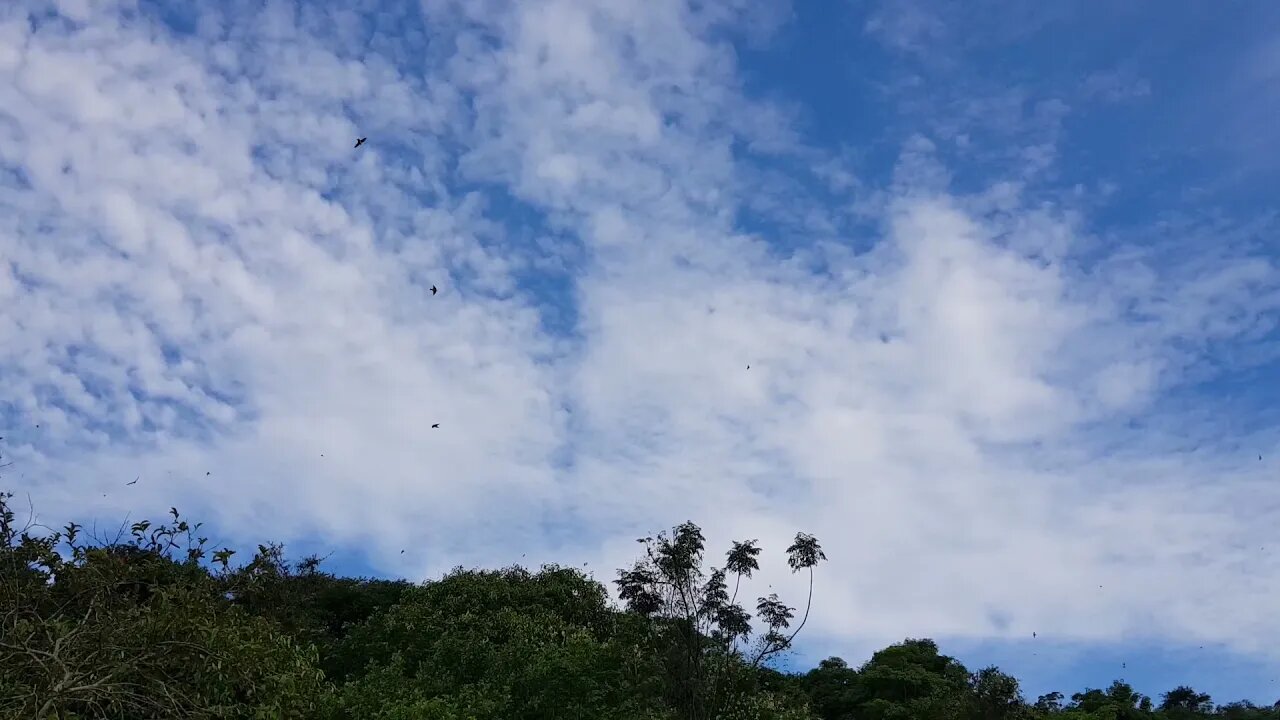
[2,0,1280,670]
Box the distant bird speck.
[430,285,438,296]
[354,137,367,148]
[126,477,138,486]
[746,365,750,369]
[400,549,405,554]
[1032,632,1036,638]
[431,423,439,429]
[206,472,211,476]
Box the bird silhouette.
[354,137,367,148]
[206,472,211,476]
[747,365,750,369]
[126,477,138,486]
[400,549,405,554]
[430,285,438,296]
[431,423,439,429]
[1032,632,1036,638]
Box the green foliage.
[1066,681,1154,720]
[326,566,673,719]
[614,521,827,719]
[853,638,972,720]
[714,689,815,720]
[5,491,1279,720]
[220,541,412,680]
[969,666,1029,720]
[1161,686,1214,716]
[804,657,860,720]
[0,492,327,719]
[1216,701,1280,720]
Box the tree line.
[1,491,1274,719]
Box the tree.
[969,666,1027,720]
[220,541,412,681]
[803,657,860,720]
[1217,700,1280,720]
[1034,691,1065,714]
[853,638,973,720]
[326,565,673,720]
[1068,681,1151,720]
[19,488,1280,720]
[1159,686,1213,716]
[0,492,330,718]
[614,521,826,719]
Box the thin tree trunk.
[785,566,814,646]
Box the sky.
[2,0,1280,706]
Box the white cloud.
[863,0,946,57]
[1080,69,1152,104]
[2,0,1280,674]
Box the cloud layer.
[2,0,1279,673]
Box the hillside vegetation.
[2,491,1274,719]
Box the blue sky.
[2,0,1280,708]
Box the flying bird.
[126,477,138,486]
[400,549,405,554]
[1032,632,1036,638]
[430,285,438,296]
[206,472,211,476]
[431,423,440,429]
[354,137,367,148]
